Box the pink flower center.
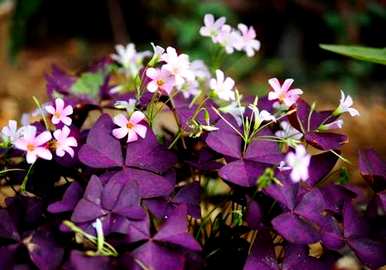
[127,122,135,129]
[27,143,35,152]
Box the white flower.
[1,120,23,144]
[209,69,235,101]
[179,79,200,99]
[248,104,276,129]
[285,145,311,182]
[161,47,194,87]
[318,119,344,131]
[334,90,360,117]
[220,101,245,126]
[114,99,136,114]
[199,14,226,42]
[53,126,78,158]
[237,24,261,57]
[148,43,165,66]
[216,25,242,54]
[275,121,303,140]
[190,60,211,80]
[111,43,150,77]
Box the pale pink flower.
[1,120,22,144]
[199,14,226,42]
[268,78,303,107]
[209,69,235,101]
[237,24,261,57]
[45,98,73,126]
[285,145,311,182]
[161,47,194,86]
[14,125,52,164]
[111,43,150,77]
[53,126,78,158]
[146,68,175,94]
[190,60,211,80]
[216,25,242,54]
[180,79,200,99]
[220,101,245,126]
[334,90,360,117]
[112,112,147,143]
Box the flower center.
[54,112,61,118]
[157,79,165,86]
[26,143,35,152]
[127,122,135,129]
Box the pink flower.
[112,111,147,143]
[14,125,52,164]
[285,145,311,182]
[268,78,303,107]
[199,14,226,42]
[237,24,261,57]
[1,120,22,144]
[53,126,78,158]
[161,47,194,86]
[216,25,241,54]
[318,119,344,131]
[45,98,73,126]
[146,68,175,94]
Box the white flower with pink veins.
[112,111,147,143]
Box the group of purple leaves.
[0,14,385,270]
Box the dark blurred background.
[0,0,385,180]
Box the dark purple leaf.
[294,189,327,225]
[154,205,201,251]
[26,228,64,270]
[320,217,344,250]
[131,241,185,270]
[272,213,320,244]
[305,132,347,150]
[206,118,242,159]
[48,182,83,213]
[348,238,386,269]
[0,209,20,241]
[125,129,177,174]
[243,231,279,270]
[264,176,299,210]
[45,65,75,97]
[244,129,283,164]
[110,169,173,199]
[343,202,368,239]
[307,152,338,186]
[359,148,386,191]
[79,114,123,168]
[71,199,104,223]
[246,197,262,229]
[68,250,111,270]
[219,160,267,187]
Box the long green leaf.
[320,44,386,65]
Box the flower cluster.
[200,13,261,57]
[0,14,384,270]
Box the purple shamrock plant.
[0,13,385,270]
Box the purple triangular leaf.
[219,160,267,187]
[307,151,338,186]
[343,202,368,239]
[79,114,123,168]
[48,182,83,213]
[206,118,242,159]
[245,129,283,164]
[305,132,347,150]
[272,212,320,244]
[348,238,386,269]
[125,129,177,174]
[359,148,386,191]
